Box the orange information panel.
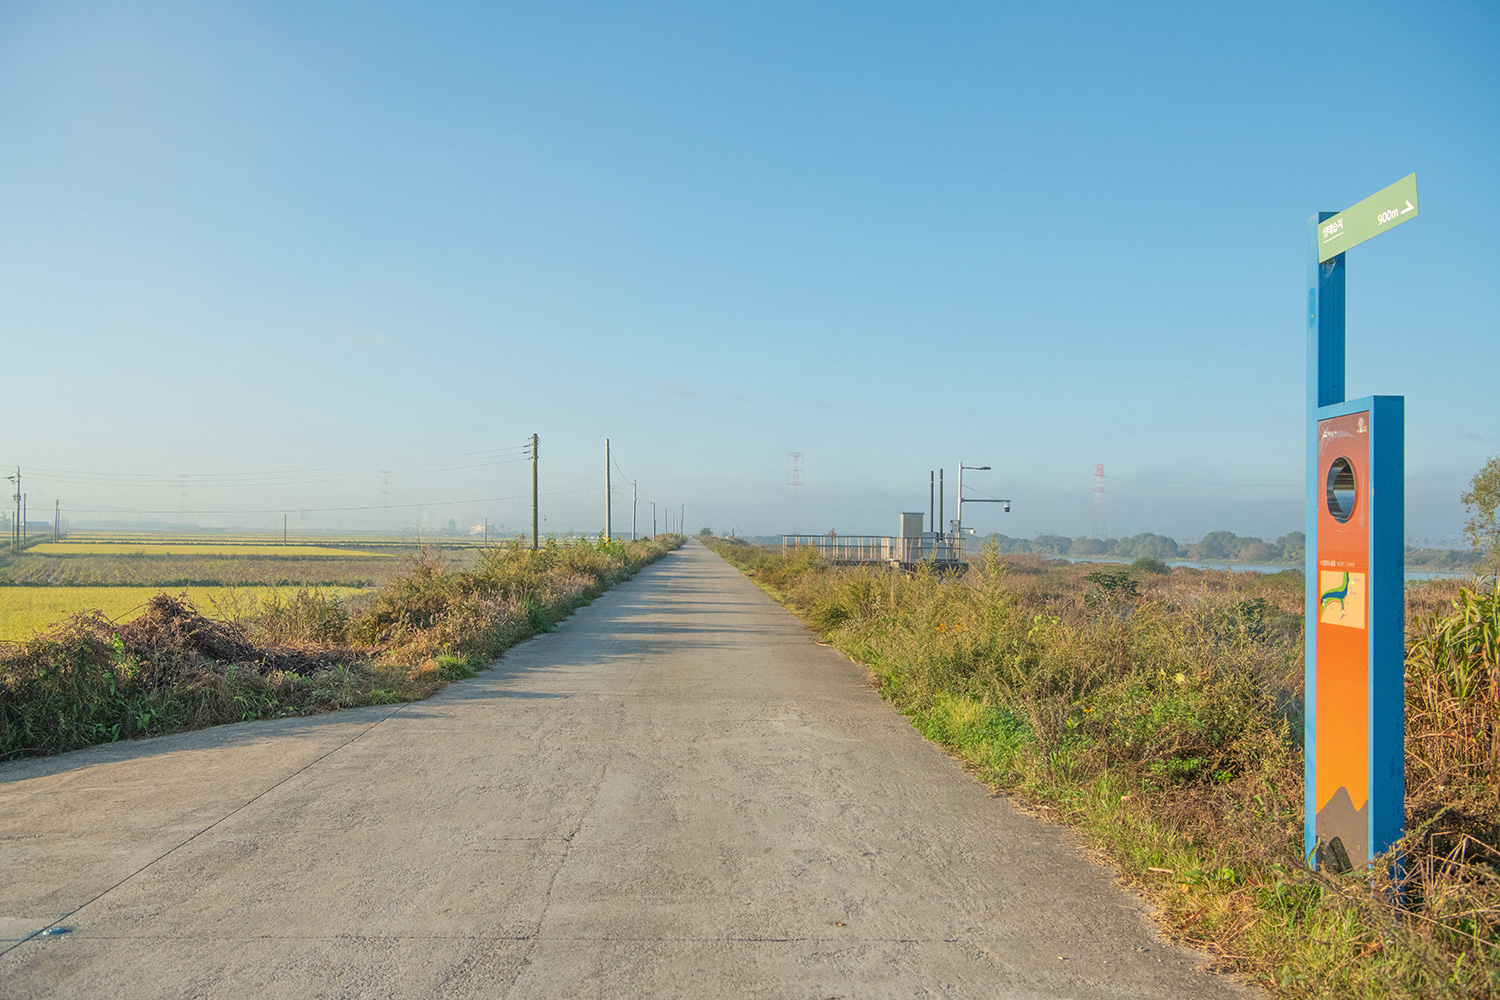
[1305,195,1409,872]
[1315,410,1371,866]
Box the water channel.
[1054,554,1474,582]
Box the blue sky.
[2,1,1495,542]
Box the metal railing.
[781,534,964,565]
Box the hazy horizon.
[3,3,1495,546]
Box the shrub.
[2,536,684,759]
[702,536,1499,998]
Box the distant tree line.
[1403,546,1483,571]
[985,530,1305,563]
[985,529,1481,570]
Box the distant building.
[783,512,966,571]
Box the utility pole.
[604,438,612,543]
[680,504,684,537]
[652,501,657,537]
[54,499,59,541]
[530,433,539,550]
[632,481,638,541]
[8,468,18,549]
[283,513,288,545]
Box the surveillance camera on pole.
[956,463,1010,543]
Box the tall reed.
[705,537,1499,999]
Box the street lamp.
[957,463,989,534]
[957,463,1010,540]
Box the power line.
[22,447,532,488]
[1104,492,1300,505]
[27,458,533,489]
[1103,474,1303,488]
[1102,472,1468,487]
[54,486,602,517]
[25,444,529,476]
[33,466,533,491]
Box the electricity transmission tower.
[787,452,804,534]
[1093,463,1107,538]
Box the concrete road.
[1,542,1254,999]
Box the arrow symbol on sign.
[1401,200,1414,215]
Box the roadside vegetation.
[703,536,1498,1000]
[0,535,683,760]
[984,529,1482,573]
[0,585,369,643]
[0,534,509,639]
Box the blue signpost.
[1304,175,1419,871]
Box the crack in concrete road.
[0,541,1259,998]
[0,704,410,960]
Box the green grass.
[703,536,1500,1000]
[1,535,686,760]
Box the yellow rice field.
[0,586,368,643]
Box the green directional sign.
[1317,173,1419,262]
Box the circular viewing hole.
[1326,457,1357,523]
